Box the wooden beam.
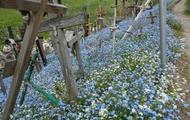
[2,0,48,119]
[67,31,84,48]
[52,29,78,101]
[39,13,86,32]
[3,60,16,78]
[74,28,84,77]
[0,0,67,14]
[36,39,48,66]
[0,76,7,95]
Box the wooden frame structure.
[0,0,167,119]
[0,0,68,119]
[40,12,86,78]
[0,0,67,14]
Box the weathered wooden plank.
[67,31,84,48]
[36,39,47,66]
[2,0,48,119]
[56,29,78,101]
[39,13,86,32]
[74,28,84,77]
[0,75,7,95]
[3,60,16,78]
[0,0,67,14]
[74,41,84,77]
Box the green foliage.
[62,0,113,19]
[62,0,134,20]
[185,0,190,15]
[0,8,22,49]
[167,17,183,38]
[0,8,22,27]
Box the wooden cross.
[39,13,86,32]
[121,0,153,40]
[127,5,139,17]
[40,11,86,98]
[35,37,48,66]
[121,0,127,18]
[96,1,105,31]
[51,28,79,101]
[71,29,85,78]
[127,0,144,17]
[17,0,85,107]
[147,11,157,24]
[97,1,105,18]
[0,69,7,95]
[0,0,67,119]
[96,17,104,31]
[83,14,93,36]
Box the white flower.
[131,108,136,113]
[99,108,108,118]
[91,101,96,108]
[160,92,170,104]
[145,88,151,93]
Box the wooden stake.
[53,29,78,101]
[2,0,48,119]
[74,29,84,77]
[36,38,48,66]
[0,75,6,95]
[147,11,157,24]
[122,0,127,18]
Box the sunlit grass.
[185,0,190,15]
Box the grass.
[0,8,22,27]
[62,0,131,19]
[167,17,183,38]
[0,8,22,49]
[0,0,131,48]
[185,0,190,15]
[0,0,157,49]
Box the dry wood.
[54,29,78,101]
[0,75,6,95]
[3,60,16,78]
[36,39,48,66]
[121,0,152,40]
[2,0,48,119]
[73,29,84,77]
[39,13,86,32]
[67,31,84,48]
[0,0,67,14]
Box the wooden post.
[74,29,84,77]
[2,0,48,119]
[36,38,48,66]
[93,21,97,33]
[84,14,90,36]
[97,17,104,30]
[111,0,118,55]
[119,0,127,18]
[147,11,157,24]
[96,1,105,31]
[122,0,127,18]
[0,74,6,95]
[53,29,78,101]
[7,26,14,39]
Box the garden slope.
[0,1,189,119]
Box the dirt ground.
[173,0,190,119]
